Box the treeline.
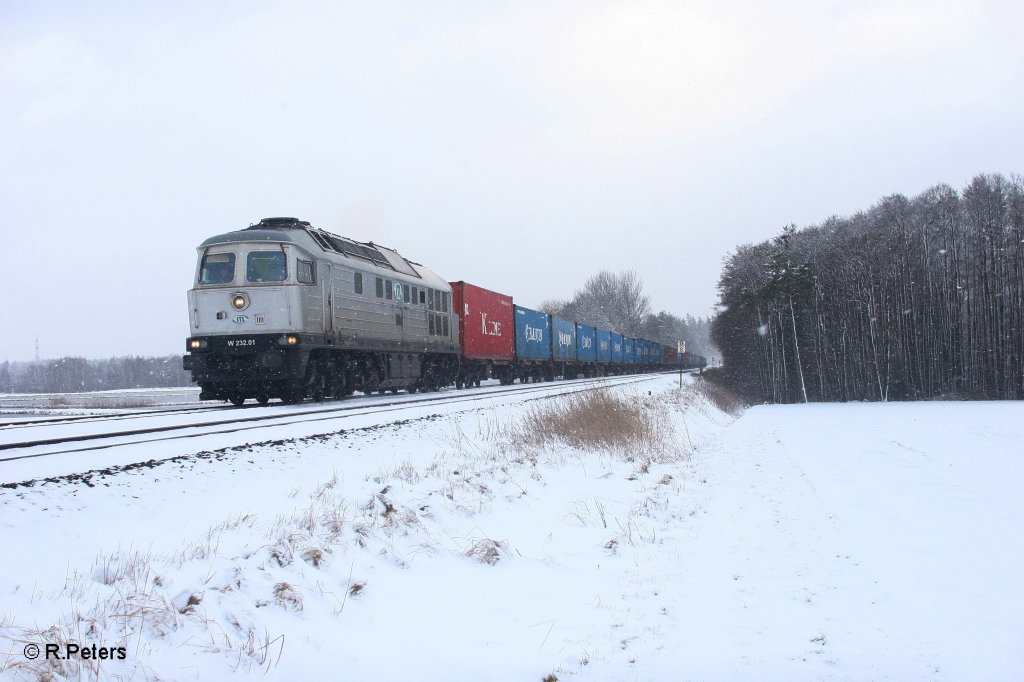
[712,173,1023,403]
[540,270,717,358]
[0,355,192,394]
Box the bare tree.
[569,270,652,336]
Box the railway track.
[0,404,232,429]
[1,373,683,466]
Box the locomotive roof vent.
[250,217,311,230]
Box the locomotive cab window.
[375,277,384,298]
[297,259,315,284]
[354,272,363,294]
[246,251,287,282]
[199,253,235,285]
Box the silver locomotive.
[183,217,459,405]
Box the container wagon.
[513,305,552,382]
[450,281,515,388]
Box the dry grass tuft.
[692,375,746,415]
[516,388,679,462]
[519,389,648,450]
[273,582,303,611]
[175,591,204,614]
[301,547,326,568]
[464,538,507,565]
[269,542,293,567]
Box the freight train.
[182,218,706,405]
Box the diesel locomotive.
[183,217,459,405]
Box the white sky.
[1,0,1021,361]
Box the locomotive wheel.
[281,384,304,404]
[256,392,270,406]
[312,378,327,402]
[308,360,328,402]
[229,394,246,407]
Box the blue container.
[576,324,596,362]
[610,333,624,363]
[514,305,551,361]
[624,337,635,363]
[596,328,611,362]
[551,316,577,361]
[651,342,663,364]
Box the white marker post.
[677,340,685,389]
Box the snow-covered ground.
[1,376,1021,681]
[0,387,201,414]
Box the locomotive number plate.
[226,339,256,348]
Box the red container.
[450,281,515,361]
[665,346,678,365]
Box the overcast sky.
[2,0,1021,362]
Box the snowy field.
[0,388,201,414]
[1,376,1021,681]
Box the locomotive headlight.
[277,335,299,346]
[188,338,208,350]
[231,293,248,310]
